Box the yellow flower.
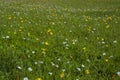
[82,47,86,51]
[60,72,65,78]
[45,42,49,46]
[36,77,42,80]
[50,32,53,35]
[105,44,109,47]
[85,70,90,74]
[47,29,53,35]
[14,31,16,35]
[105,59,109,62]
[28,32,30,36]
[36,38,39,41]
[106,25,110,29]
[101,38,104,41]
[47,29,51,33]
[8,17,12,20]
[41,48,46,54]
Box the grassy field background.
[0,0,120,80]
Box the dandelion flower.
[41,48,46,54]
[45,42,49,46]
[36,77,42,80]
[85,70,90,74]
[82,47,86,51]
[60,72,65,78]
[105,59,109,62]
[106,25,110,29]
[47,29,51,33]
[50,32,53,35]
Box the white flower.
[116,72,120,76]
[62,69,66,72]
[57,58,61,61]
[86,59,90,62]
[32,51,35,54]
[103,52,106,56]
[113,40,117,43]
[23,77,28,80]
[65,47,69,49]
[51,62,55,66]
[48,72,53,75]
[2,36,5,39]
[81,64,85,68]
[101,41,105,44]
[17,66,22,70]
[77,68,81,71]
[66,61,70,64]
[6,36,10,39]
[28,67,32,72]
[69,30,72,32]
[39,61,44,64]
[63,41,67,44]
[34,62,38,65]
[55,65,59,68]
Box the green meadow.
[0,0,120,80]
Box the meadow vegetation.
[0,0,120,80]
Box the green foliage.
[0,0,120,80]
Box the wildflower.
[27,32,30,37]
[105,59,109,62]
[23,77,28,80]
[34,62,38,65]
[32,51,35,54]
[45,42,49,46]
[113,40,117,43]
[62,69,66,72]
[60,72,65,78]
[97,37,99,40]
[101,38,104,41]
[8,16,12,20]
[6,36,10,39]
[57,58,61,61]
[77,68,81,71]
[47,29,53,35]
[39,61,44,64]
[103,52,106,56]
[36,38,39,41]
[50,32,53,35]
[41,48,46,54]
[106,25,110,29]
[86,59,90,62]
[48,72,53,76]
[85,70,90,74]
[36,77,42,80]
[116,72,120,76]
[82,47,86,51]
[14,31,17,34]
[28,67,32,72]
[101,41,105,44]
[55,65,59,68]
[21,20,23,23]
[105,44,109,47]
[47,29,51,33]
[17,66,22,70]
[51,62,55,66]
[81,64,85,68]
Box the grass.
[0,0,120,80]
